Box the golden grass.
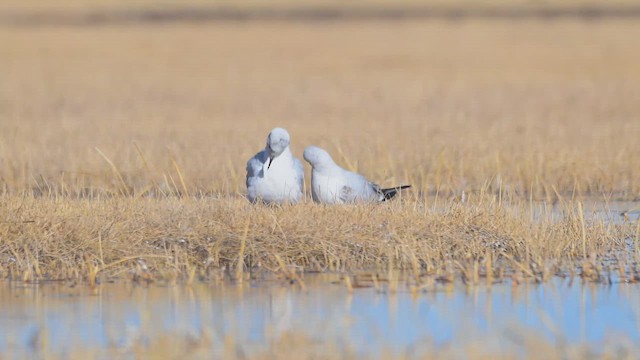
[0,21,639,199]
[0,194,636,283]
[0,16,639,281]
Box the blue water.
[0,277,638,357]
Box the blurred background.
[1,0,639,199]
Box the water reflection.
[0,276,638,356]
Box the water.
[1,276,639,358]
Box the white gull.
[246,128,304,204]
[303,145,410,204]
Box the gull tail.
[380,185,411,201]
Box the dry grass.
[1,20,639,199]
[0,10,639,282]
[0,194,637,284]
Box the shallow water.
[503,200,640,224]
[1,275,639,358]
[558,200,640,224]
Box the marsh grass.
[0,192,637,285]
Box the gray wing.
[339,185,355,203]
[341,166,410,202]
[359,182,410,202]
[246,150,268,188]
[293,157,305,191]
[343,170,381,202]
[341,182,404,203]
[369,182,386,201]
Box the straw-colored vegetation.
[1,2,640,286]
[1,195,638,285]
[1,20,639,199]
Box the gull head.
[303,146,334,170]
[266,127,291,169]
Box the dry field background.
[0,1,640,282]
[1,16,639,199]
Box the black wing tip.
[381,184,412,201]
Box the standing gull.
[303,145,410,204]
[246,128,304,204]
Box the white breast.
[247,151,302,204]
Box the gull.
[303,145,410,204]
[246,128,304,204]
